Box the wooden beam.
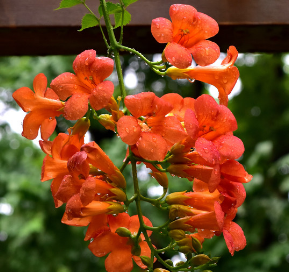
[1,0,289,56]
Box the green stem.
[81,1,109,49]
[119,0,125,44]
[100,0,127,100]
[156,242,177,253]
[130,150,174,271]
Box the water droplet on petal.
[223,78,228,83]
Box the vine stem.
[100,0,127,100]
[130,150,174,271]
[81,1,109,49]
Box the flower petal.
[117,116,141,145]
[105,246,133,272]
[137,132,168,161]
[124,92,155,118]
[213,135,244,161]
[184,109,199,140]
[40,117,57,140]
[190,40,220,66]
[89,81,114,111]
[165,42,192,69]
[195,137,220,165]
[12,87,35,112]
[50,72,88,100]
[151,17,173,43]
[64,93,89,120]
[223,221,246,256]
[33,73,47,97]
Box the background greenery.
[0,52,289,272]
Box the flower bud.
[115,227,131,237]
[109,187,127,202]
[71,117,90,138]
[153,269,170,272]
[140,256,152,267]
[167,154,191,164]
[191,236,202,254]
[168,229,186,241]
[166,192,190,205]
[169,205,195,220]
[179,245,192,254]
[190,254,211,266]
[98,114,116,131]
[109,169,126,189]
[170,142,186,155]
[169,217,194,231]
[150,171,168,188]
[107,202,124,214]
[175,261,185,267]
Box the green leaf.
[99,2,122,17]
[78,14,99,31]
[114,9,131,28]
[122,0,138,7]
[55,0,82,10]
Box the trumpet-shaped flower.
[151,4,220,68]
[167,46,239,106]
[50,50,114,120]
[89,213,154,272]
[12,73,64,140]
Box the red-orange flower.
[167,46,239,106]
[12,73,64,140]
[50,50,114,120]
[151,4,220,68]
[89,213,154,272]
[117,92,187,161]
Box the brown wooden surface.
[1,0,289,55]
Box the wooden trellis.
[1,0,289,55]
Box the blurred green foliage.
[0,52,289,272]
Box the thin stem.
[119,0,125,44]
[156,242,177,253]
[119,156,130,172]
[130,150,174,271]
[100,0,127,100]
[81,1,109,48]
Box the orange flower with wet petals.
[117,92,187,161]
[50,50,114,120]
[12,73,64,140]
[89,213,155,272]
[167,46,239,106]
[151,4,220,68]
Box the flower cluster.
[12,2,251,272]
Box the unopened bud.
[107,202,124,214]
[169,205,194,220]
[175,261,185,267]
[109,188,127,202]
[170,142,186,155]
[167,164,190,178]
[131,244,141,256]
[169,217,194,231]
[140,256,152,267]
[167,154,191,164]
[150,171,168,188]
[109,169,126,188]
[179,246,192,254]
[166,192,189,205]
[71,117,90,138]
[190,254,211,266]
[161,50,168,63]
[98,114,116,131]
[153,269,170,272]
[191,236,202,254]
[115,227,131,237]
[168,229,186,241]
